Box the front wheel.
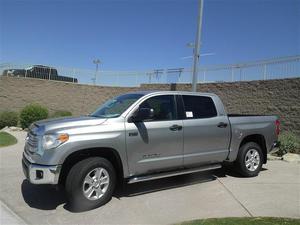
[235,142,263,177]
[65,157,116,212]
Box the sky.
[0,0,299,71]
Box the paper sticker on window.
[186,111,193,118]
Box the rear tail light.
[275,119,280,136]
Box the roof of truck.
[129,90,217,97]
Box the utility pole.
[93,59,101,85]
[192,0,204,92]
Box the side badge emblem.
[129,132,138,137]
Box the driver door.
[125,94,184,176]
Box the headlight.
[42,133,69,150]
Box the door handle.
[169,124,182,131]
[217,122,228,128]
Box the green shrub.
[51,110,72,118]
[0,111,18,129]
[277,132,300,156]
[20,104,48,129]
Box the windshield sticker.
[186,111,193,118]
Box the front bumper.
[22,153,61,185]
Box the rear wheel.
[65,157,116,212]
[235,142,263,177]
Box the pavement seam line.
[0,199,28,225]
[215,177,254,217]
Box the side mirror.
[129,107,154,122]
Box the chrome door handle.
[169,125,182,131]
[217,122,228,128]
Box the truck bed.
[226,114,278,162]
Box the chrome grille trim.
[27,132,38,148]
[26,128,39,153]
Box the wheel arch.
[58,147,124,186]
[239,134,267,163]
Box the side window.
[140,95,176,121]
[182,95,217,119]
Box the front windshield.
[91,93,144,118]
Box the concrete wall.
[1,76,299,135]
[0,76,138,116]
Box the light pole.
[93,59,101,85]
[191,0,204,92]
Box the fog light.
[36,170,43,179]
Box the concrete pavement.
[0,130,299,225]
[0,201,27,225]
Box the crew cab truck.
[22,91,279,211]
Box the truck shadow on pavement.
[21,166,268,211]
[21,180,67,210]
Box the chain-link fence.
[1,55,299,87]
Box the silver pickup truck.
[22,91,280,211]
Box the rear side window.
[182,95,217,119]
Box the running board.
[127,163,222,184]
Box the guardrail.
[1,55,299,87]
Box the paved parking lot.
[0,130,299,225]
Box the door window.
[182,95,217,119]
[140,95,176,121]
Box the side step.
[127,163,222,184]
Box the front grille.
[25,130,39,153]
[28,132,38,148]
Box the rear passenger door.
[180,95,230,166]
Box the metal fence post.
[148,73,152,84]
[8,64,11,76]
[263,64,267,80]
[97,70,100,85]
[48,68,51,80]
[135,73,138,86]
[72,68,75,83]
[116,74,119,87]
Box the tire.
[65,157,116,212]
[235,142,263,177]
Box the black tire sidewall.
[66,157,116,212]
[236,142,263,177]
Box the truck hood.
[32,116,107,134]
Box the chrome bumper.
[22,153,61,185]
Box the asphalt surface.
[0,130,299,225]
